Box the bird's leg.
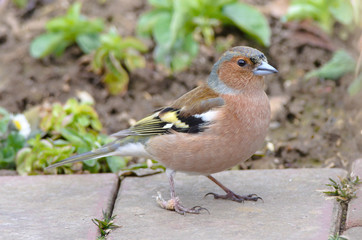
[156,169,208,214]
[205,175,262,202]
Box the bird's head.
[208,46,278,94]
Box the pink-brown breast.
[146,90,271,175]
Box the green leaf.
[60,128,86,148]
[39,116,51,134]
[7,132,26,151]
[171,34,199,72]
[137,10,170,37]
[53,139,71,146]
[106,156,127,173]
[103,72,129,95]
[11,97,108,174]
[348,73,362,96]
[0,147,16,169]
[76,33,101,53]
[153,45,171,69]
[13,0,28,8]
[53,40,72,57]
[118,38,147,52]
[329,0,353,25]
[169,0,187,46]
[152,14,173,68]
[83,159,98,167]
[46,17,69,32]
[140,0,273,71]
[0,130,26,169]
[201,26,215,46]
[223,2,271,46]
[77,115,90,127]
[285,0,354,34]
[31,2,103,59]
[14,148,32,174]
[0,107,10,134]
[305,50,356,80]
[90,119,102,131]
[0,107,9,116]
[83,160,100,173]
[103,54,130,95]
[286,3,321,21]
[124,55,146,71]
[92,48,108,73]
[30,33,65,58]
[152,13,172,46]
[67,2,82,19]
[91,30,146,95]
[149,0,172,8]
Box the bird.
[46,46,278,214]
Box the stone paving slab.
[346,159,362,229]
[0,173,119,240]
[110,168,346,240]
[342,227,362,240]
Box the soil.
[0,0,361,171]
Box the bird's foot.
[205,191,262,203]
[156,192,209,215]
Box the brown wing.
[111,84,224,138]
[171,84,224,117]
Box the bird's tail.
[45,142,121,170]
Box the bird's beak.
[253,62,278,76]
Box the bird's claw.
[175,204,209,215]
[156,192,209,214]
[205,191,263,203]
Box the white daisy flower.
[12,114,31,138]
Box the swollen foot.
[156,192,208,214]
[205,191,262,203]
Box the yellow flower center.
[13,120,22,130]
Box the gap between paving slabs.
[341,158,362,239]
[98,169,163,238]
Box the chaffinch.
[46,46,278,214]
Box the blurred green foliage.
[124,159,166,172]
[0,108,27,169]
[288,1,361,96]
[305,50,355,80]
[348,73,362,96]
[306,50,362,96]
[12,0,27,8]
[15,99,128,175]
[91,28,147,95]
[286,0,355,34]
[16,135,74,175]
[30,2,104,58]
[30,2,147,96]
[40,98,102,135]
[137,0,271,72]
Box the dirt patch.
[0,0,361,170]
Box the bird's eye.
[237,59,246,67]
